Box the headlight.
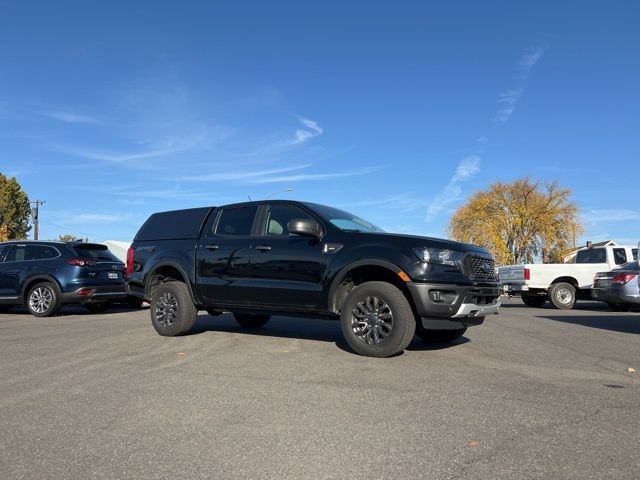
[413,248,463,266]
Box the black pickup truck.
[127,200,500,357]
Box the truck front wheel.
[340,281,415,357]
[150,281,198,336]
[549,282,576,309]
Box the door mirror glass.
[288,219,322,238]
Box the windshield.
[308,203,385,233]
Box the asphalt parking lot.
[1,298,639,480]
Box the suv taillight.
[612,273,636,285]
[125,247,135,277]
[524,268,530,280]
[66,258,95,267]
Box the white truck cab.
[499,244,637,309]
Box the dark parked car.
[591,261,640,311]
[0,241,126,317]
[127,200,501,357]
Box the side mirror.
[288,219,322,238]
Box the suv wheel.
[233,313,271,328]
[26,282,61,317]
[416,327,467,344]
[340,281,415,357]
[150,281,198,336]
[548,282,576,309]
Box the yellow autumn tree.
[447,178,583,265]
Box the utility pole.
[30,200,46,240]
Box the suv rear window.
[72,244,120,262]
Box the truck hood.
[360,231,491,255]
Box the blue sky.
[1,1,639,245]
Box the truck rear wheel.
[549,282,576,309]
[521,295,546,308]
[150,281,198,336]
[340,281,415,357]
[233,313,271,328]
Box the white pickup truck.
[498,244,637,309]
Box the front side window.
[215,206,258,236]
[613,248,627,265]
[265,205,314,236]
[0,245,10,262]
[632,249,638,261]
[5,246,25,262]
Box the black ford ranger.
[127,200,500,357]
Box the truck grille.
[462,255,497,280]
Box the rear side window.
[613,248,627,265]
[73,245,120,262]
[4,245,59,261]
[633,249,638,261]
[215,206,257,236]
[575,248,606,264]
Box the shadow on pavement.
[190,313,467,354]
[536,313,640,334]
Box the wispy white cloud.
[292,117,323,144]
[42,110,101,124]
[65,213,132,224]
[495,46,546,123]
[583,209,640,224]
[179,164,311,182]
[425,155,481,222]
[248,166,381,184]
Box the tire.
[521,295,546,308]
[26,282,61,317]
[84,302,110,314]
[150,281,198,336]
[609,303,632,312]
[416,327,467,344]
[548,282,576,309]
[340,281,416,358]
[233,313,271,328]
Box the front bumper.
[60,285,127,303]
[408,282,501,330]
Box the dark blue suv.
[0,241,126,317]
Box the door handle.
[255,245,271,252]
[205,244,219,250]
[26,265,36,271]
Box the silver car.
[591,261,640,311]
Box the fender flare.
[21,275,63,302]
[327,259,405,312]
[145,260,198,304]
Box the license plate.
[108,272,119,279]
[597,280,611,288]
